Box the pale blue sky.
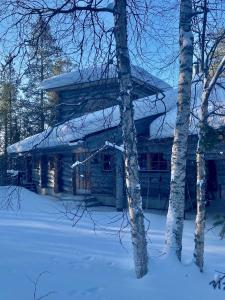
[0,0,181,88]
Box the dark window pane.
[150,153,167,171]
[102,154,113,171]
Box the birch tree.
[0,0,149,278]
[194,56,225,271]
[166,0,194,260]
[192,0,225,271]
[114,0,148,278]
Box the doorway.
[73,151,91,195]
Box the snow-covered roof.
[8,79,225,154]
[41,64,171,92]
[7,90,176,154]
[150,79,225,139]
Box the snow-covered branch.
[105,141,124,152]
[71,140,124,169]
[71,143,108,169]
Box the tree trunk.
[114,0,148,278]
[194,144,206,272]
[166,0,193,260]
[193,0,225,267]
[40,50,45,132]
[2,106,9,185]
[194,54,225,271]
[194,80,209,272]
[116,151,125,211]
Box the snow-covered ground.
[0,186,224,300]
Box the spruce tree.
[0,54,20,151]
[22,17,70,133]
[0,54,20,183]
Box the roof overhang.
[41,64,171,99]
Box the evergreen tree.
[0,54,20,183]
[22,17,70,133]
[0,54,20,153]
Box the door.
[73,152,91,194]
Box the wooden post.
[54,155,62,194]
[116,151,125,210]
[40,155,47,188]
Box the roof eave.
[41,76,171,97]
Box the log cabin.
[7,65,225,210]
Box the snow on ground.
[0,186,224,300]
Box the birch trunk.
[2,113,8,185]
[40,49,45,132]
[194,51,225,270]
[114,0,148,278]
[193,54,225,270]
[194,78,209,272]
[166,0,193,260]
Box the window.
[151,153,168,170]
[138,153,168,171]
[102,154,113,171]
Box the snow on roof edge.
[7,90,176,154]
[40,64,171,92]
[150,80,225,140]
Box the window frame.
[102,153,113,172]
[138,152,168,172]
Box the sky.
[0,0,181,88]
[0,0,224,89]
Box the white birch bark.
[166,0,193,260]
[194,87,208,272]
[194,55,225,271]
[114,0,148,278]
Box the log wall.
[47,157,55,189]
[90,151,116,196]
[25,124,225,211]
[57,83,119,123]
